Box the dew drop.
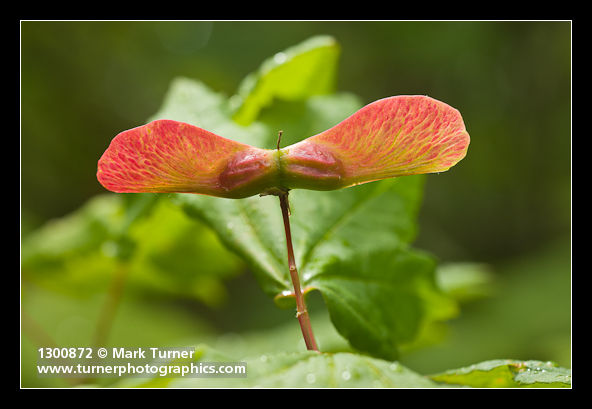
[306,373,316,384]
[274,52,287,64]
[260,355,267,363]
[341,370,351,381]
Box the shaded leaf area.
[309,250,457,361]
[21,194,243,307]
[429,359,571,388]
[117,346,441,388]
[147,36,460,360]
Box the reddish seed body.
[281,142,345,191]
[218,148,278,197]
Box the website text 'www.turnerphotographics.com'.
[36,347,247,378]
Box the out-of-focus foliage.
[435,262,496,303]
[399,239,571,374]
[22,194,244,305]
[21,22,571,388]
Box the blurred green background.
[20,21,571,387]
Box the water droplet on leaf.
[274,52,287,64]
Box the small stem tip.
[276,130,283,151]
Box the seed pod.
[97,96,470,197]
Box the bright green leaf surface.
[429,359,571,388]
[230,35,340,125]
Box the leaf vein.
[318,285,385,346]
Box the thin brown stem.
[279,193,319,352]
